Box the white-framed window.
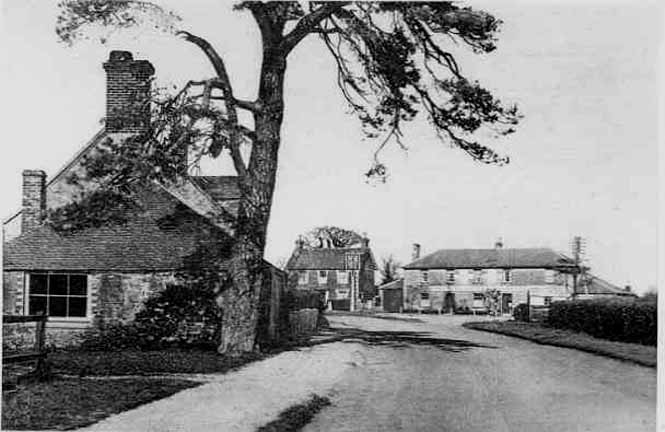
[336,288,349,298]
[471,269,484,285]
[544,296,553,306]
[297,270,308,285]
[503,269,512,283]
[28,273,88,318]
[337,270,349,284]
[420,292,430,300]
[544,270,555,283]
[446,270,456,284]
[421,270,429,283]
[318,270,328,284]
[472,293,484,300]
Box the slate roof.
[582,274,636,296]
[378,279,403,290]
[3,181,234,272]
[404,248,576,270]
[286,247,377,270]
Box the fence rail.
[3,314,49,382]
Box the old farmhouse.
[2,51,284,346]
[285,237,377,311]
[402,240,580,314]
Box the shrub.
[512,303,529,322]
[80,280,222,351]
[547,298,656,346]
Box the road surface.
[304,313,656,432]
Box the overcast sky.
[0,0,660,293]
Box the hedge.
[546,298,656,346]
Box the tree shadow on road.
[310,327,497,353]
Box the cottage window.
[298,271,308,285]
[420,292,430,300]
[503,269,512,283]
[318,270,328,284]
[28,273,88,318]
[337,270,349,284]
[446,270,456,284]
[544,296,552,306]
[471,269,484,285]
[544,270,555,283]
[473,293,484,300]
[421,270,429,283]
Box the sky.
[0,0,660,294]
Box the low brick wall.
[288,308,319,338]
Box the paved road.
[305,313,656,432]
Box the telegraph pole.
[571,236,586,298]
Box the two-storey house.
[285,237,376,311]
[402,241,579,314]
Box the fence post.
[526,290,531,322]
[34,314,48,379]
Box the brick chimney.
[412,243,421,261]
[22,170,46,233]
[361,236,370,248]
[103,51,155,133]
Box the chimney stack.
[412,243,421,261]
[494,237,504,249]
[624,285,632,293]
[361,236,370,248]
[22,170,46,233]
[295,237,305,249]
[103,51,155,133]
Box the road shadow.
[307,326,497,353]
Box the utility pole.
[571,236,586,298]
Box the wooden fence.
[3,315,49,382]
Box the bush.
[80,281,222,351]
[512,303,529,322]
[547,298,656,346]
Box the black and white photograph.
[0,1,660,431]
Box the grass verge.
[49,348,265,376]
[2,377,200,430]
[257,394,331,432]
[463,320,656,367]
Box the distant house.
[402,240,580,314]
[576,274,637,299]
[377,279,403,313]
[2,51,284,346]
[285,237,377,311]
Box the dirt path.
[304,314,656,432]
[76,341,364,432]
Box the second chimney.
[103,51,155,133]
[22,170,46,233]
[412,243,421,261]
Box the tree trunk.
[217,46,287,355]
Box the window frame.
[543,296,553,306]
[26,272,90,321]
[297,270,309,285]
[421,270,429,283]
[503,269,512,283]
[446,270,456,284]
[317,270,328,285]
[544,270,555,284]
[336,270,349,285]
[420,292,430,300]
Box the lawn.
[463,320,656,367]
[2,377,200,430]
[49,347,265,376]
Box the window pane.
[69,275,87,295]
[68,297,87,317]
[49,275,68,295]
[29,296,47,315]
[29,274,48,295]
[49,296,67,317]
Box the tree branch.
[280,2,349,54]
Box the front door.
[501,293,513,315]
[444,292,455,314]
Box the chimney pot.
[22,170,47,233]
[103,51,155,133]
[412,243,421,261]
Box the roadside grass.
[49,348,265,376]
[463,320,656,367]
[2,377,200,430]
[257,394,331,432]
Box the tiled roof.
[582,275,636,296]
[190,176,241,201]
[3,183,234,272]
[286,247,377,270]
[404,248,575,270]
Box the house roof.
[190,176,241,201]
[582,274,636,296]
[286,247,377,270]
[3,183,235,272]
[404,248,576,270]
[378,279,403,290]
